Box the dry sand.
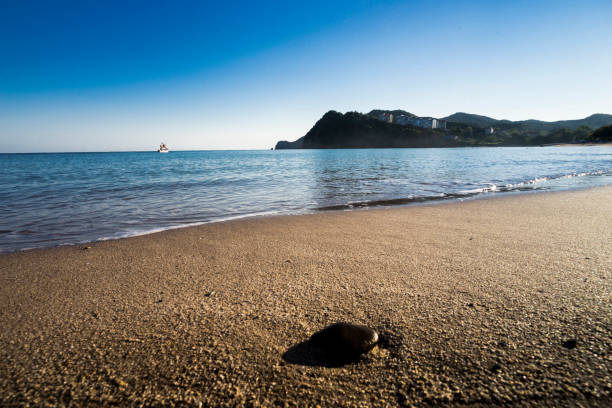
[1,187,611,407]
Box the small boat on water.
[158,142,169,153]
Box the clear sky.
[1,0,611,152]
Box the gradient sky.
[1,0,611,152]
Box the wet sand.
[1,187,611,406]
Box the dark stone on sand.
[309,322,379,361]
[562,339,577,349]
[498,340,507,348]
[491,363,502,372]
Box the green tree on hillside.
[589,124,612,142]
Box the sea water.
[1,146,611,253]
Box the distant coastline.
[275,110,612,149]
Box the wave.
[94,209,286,242]
[1,165,609,254]
[315,170,610,211]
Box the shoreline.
[3,181,611,256]
[276,142,612,150]
[1,186,611,406]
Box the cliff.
[275,111,453,149]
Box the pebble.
[309,322,379,360]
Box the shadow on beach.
[281,341,361,368]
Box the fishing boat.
[158,142,169,153]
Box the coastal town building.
[413,117,447,129]
[485,127,495,135]
[376,112,447,129]
[394,115,412,126]
[376,112,394,123]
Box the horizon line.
[0,148,280,154]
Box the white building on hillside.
[376,112,394,123]
[394,114,413,126]
[409,117,447,129]
[373,112,447,129]
[433,119,447,129]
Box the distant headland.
[275,110,612,149]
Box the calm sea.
[1,146,611,253]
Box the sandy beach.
[1,187,611,406]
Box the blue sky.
[1,0,611,152]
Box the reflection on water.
[1,146,611,252]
